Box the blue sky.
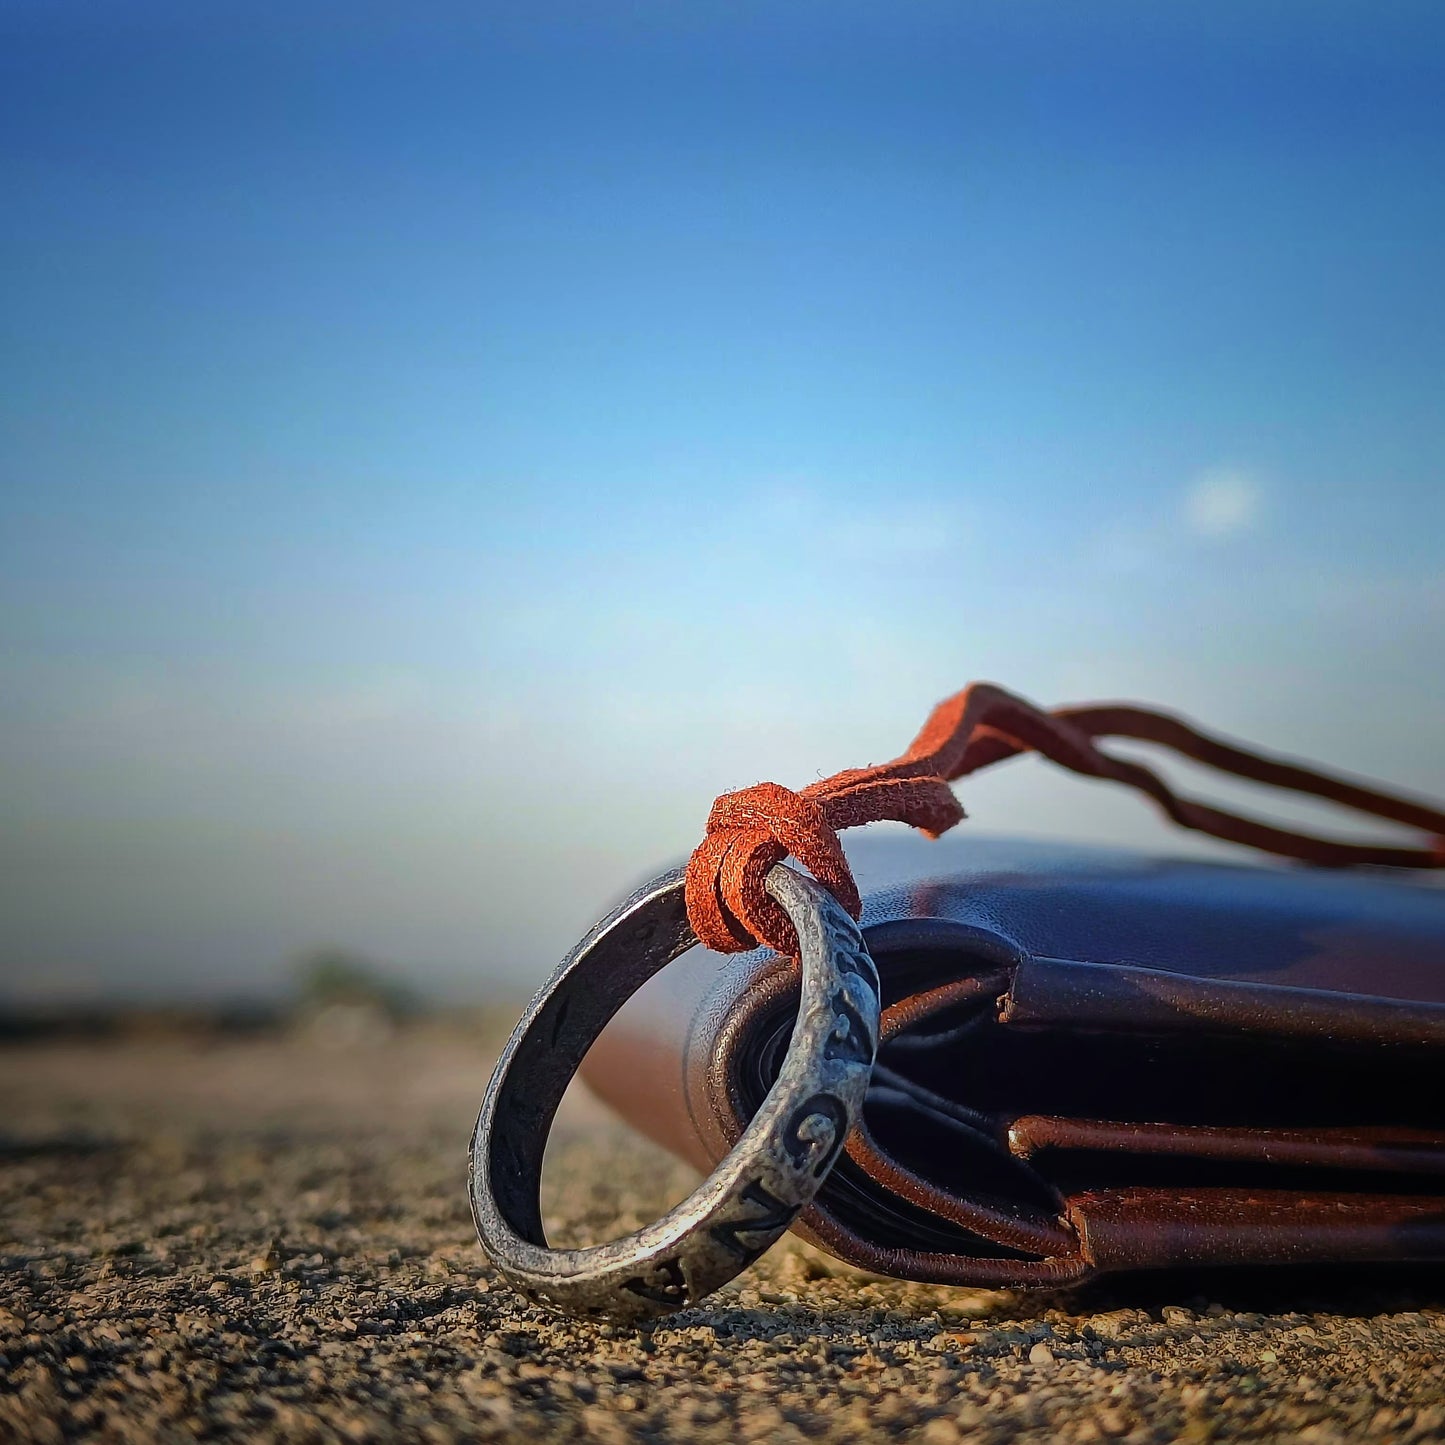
[2,2,1442,1000]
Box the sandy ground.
[2,1026,1444,1444]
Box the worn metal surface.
[469,863,880,1323]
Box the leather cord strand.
[683,682,1445,958]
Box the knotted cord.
[683,682,1445,957]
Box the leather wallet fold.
[582,836,1445,1286]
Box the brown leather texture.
[583,834,1445,1287]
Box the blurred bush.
[291,948,417,1046]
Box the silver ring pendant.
[468,863,880,1323]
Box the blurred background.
[2,1,1442,1015]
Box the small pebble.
[918,1420,962,1445]
[250,1241,282,1273]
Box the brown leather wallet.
[583,834,1445,1286]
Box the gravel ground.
[2,1025,1445,1444]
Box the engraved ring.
[467,863,880,1323]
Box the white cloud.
[1184,467,1263,539]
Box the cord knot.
[684,781,860,958]
[680,682,1445,961]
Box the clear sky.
[2,2,1442,1002]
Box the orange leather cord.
[684,682,1445,958]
